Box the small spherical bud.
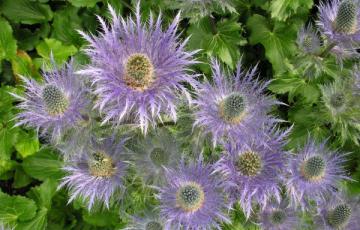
[330,92,346,108]
[150,147,169,167]
[334,0,358,35]
[124,53,154,90]
[301,156,326,182]
[176,182,205,212]
[327,204,352,228]
[219,92,247,124]
[236,151,263,177]
[42,85,69,116]
[145,221,163,230]
[270,210,287,225]
[88,152,116,177]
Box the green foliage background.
[0,0,359,229]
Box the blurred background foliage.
[0,0,359,229]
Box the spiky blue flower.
[129,128,181,185]
[287,138,349,209]
[193,59,280,146]
[213,125,290,218]
[77,4,198,134]
[297,24,321,54]
[315,194,360,230]
[125,212,166,230]
[12,60,88,143]
[317,0,360,54]
[158,157,230,229]
[59,137,127,210]
[259,199,300,230]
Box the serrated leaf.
[268,77,305,94]
[36,38,78,67]
[0,192,37,223]
[82,209,119,227]
[28,179,58,209]
[0,0,53,25]
[188,16,246,69]
[14,130,40,158]
[22,147,64,181]
[51,6,83,46]
[16,208,47,230]
[247,14,297,72]
[270,0,313,21]
[13,166,32,188]
[0,17,17,61]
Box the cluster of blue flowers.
[13,1,360,229]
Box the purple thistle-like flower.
[286,138,350,209]
[258,199,300,230]
[130,128,181,185]
[12,59,88,143]
[317,0,360,53]
[193,59,280,146]
[297,23,321,54]
[213,125,289,218]
[59,137,127,210]
[77,4,198,134]
[158,157,230,229]
[315,194,360,230]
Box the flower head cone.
[158,157,230,229]
[315,193,360,230]
[78,4,198,134]
[125,212,166,230]
[193,59,281,146]
[259,199,300,230]
[213,125,290,218]
[129,128,181,185]
[12,59,89,143]
[317,0,360,51]
[286,138,350,209]
[320,78,360,145]
[59,137,127,210]
[297,23,321,55]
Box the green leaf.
[268,77,305,94]
[14,130,40,158]
[68,0,101,7]
[22,147,64,181]
[0,0,53,25]
[13,166,33,188]
[35,38,78,66]
[16,207,47,230]
[0,192,37,223]
[51,6,83,46]
[270,0,314,21]
[188,16,246,69]
[82,209,119,227]
[247,14,297,72]
[28,179,58,209]
[0,17,17,61]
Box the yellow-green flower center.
[176,182,205,212]
[88,152,116,177]
[145,221,163,230]
[270,210,287,225]
[300,156,326,182]
[42,84,69,116]
[219,92,247,124]
[150,147,169,167]
[236,151,263,177]
[327,204,352,228]
[334,0,358,35]
[124,53,154,91]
